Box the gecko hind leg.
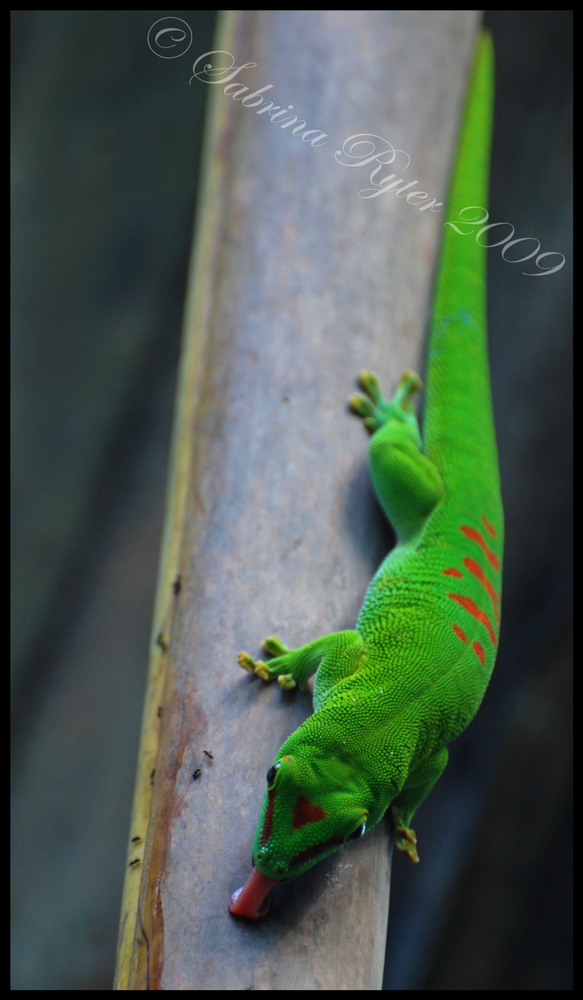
[351,369,444,543]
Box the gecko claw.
[262,636,290,657]
[238,651,256,673]
[349,393,376,418]
[394,827,420,863]
[358,369,384,405]
[238,651,271,681]
[399,841,420,863]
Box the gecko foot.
[392,807,420,863]
[350,369,422,433]
[238,648,297,688]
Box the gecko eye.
[347,820,367,841]
[266,762,281,787]
[266,756,290,788]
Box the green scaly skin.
[233,31,502,908]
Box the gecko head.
[229,740,373,919]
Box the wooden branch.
[114,9,481,990]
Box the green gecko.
[229,30,502,920]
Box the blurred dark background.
[11,10,571,991]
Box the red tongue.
[228,867,280,919]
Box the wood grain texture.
[115,9,481,990]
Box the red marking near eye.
[448,593,497,646]
[443,567,463,578]
[460,525,500,572]
[463,557,500,622]
[453,623,468,644]
[260,788,276,846]
[291,834,345,868]
[472,640,485,667]
[482,514,496,537]
[293,794,327,830]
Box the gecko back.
[355,29,502,724]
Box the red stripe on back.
[463,557,500,621]
[482,514,496,537]
[443,567,463,578]
[448,593,497,645]
[460,525,500,572]
[453,623,468,644]
[472,640,485,667]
